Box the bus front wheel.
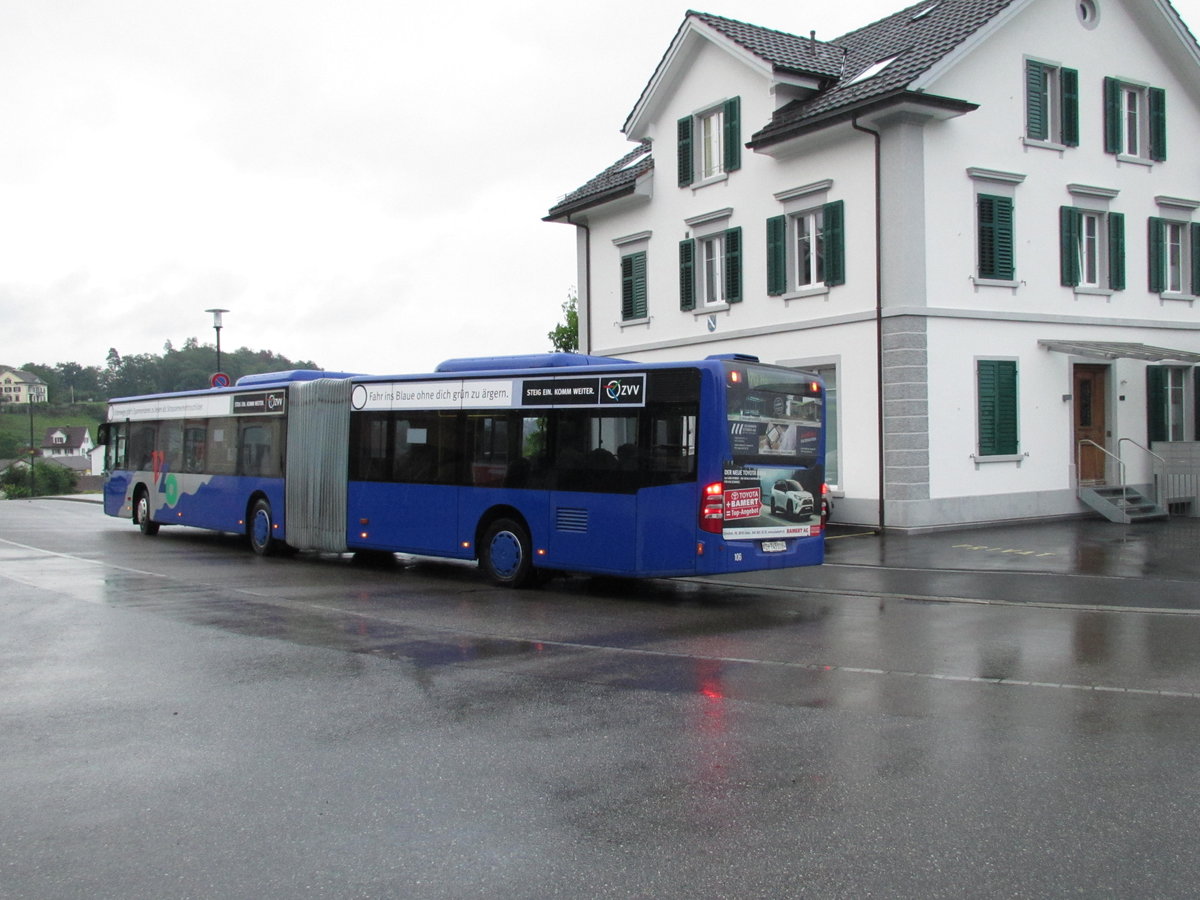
[248,499,279,556]
[135,489,160,536]
[480,518,534,588]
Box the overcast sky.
[3,0,1199,376]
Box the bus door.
[460,411,551,560]
[348,411,459,555]
[546,409,638,574]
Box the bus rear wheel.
[480,518,535,588]
[135,489,159,536]
[248,499,279,556]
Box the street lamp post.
[28,388,35,497]
[205,308,230,374]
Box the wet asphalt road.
[3,499,1200,898]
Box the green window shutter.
[1149,87,1167,161]
[1025,60,1048,140]
[724,227,743,303]
[978,194,1014,281]
[1192,223,1200,296]
[1059,206,1081,287]
[677,116,694,188]
[1147,366,1168,443]
[1108,212,1125,291]
[1148,217,1166,293]
[1194,368,1200,441]
[766,216,787,295]
[1103,77,1121,154]
[1061,68,1079,147]
[621,252,647,320]
[723,97,741,172]
[977,360,1019,456]
[823,200,846,286]
[678,239,695,311]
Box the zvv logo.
[603,376,645,404]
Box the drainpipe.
[567,214,592,354]
[852,116,885,533]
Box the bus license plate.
[761,541,787,553]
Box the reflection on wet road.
[5,516,1200,714]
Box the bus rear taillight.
[700,482,724,534]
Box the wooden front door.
[1073,364,1108,483]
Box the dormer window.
[677,97,741,187]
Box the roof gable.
[623,11,842,140]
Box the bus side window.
[392,412,457,485]
[183,424,207,473]
[129,424,157,471]
[468,414,509,487]
[206,418,237,476]
[239,419,283,477]
[159,421,184,473]
[648,407,697,482]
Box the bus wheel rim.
[253,510,270,547]
[490,531,521,577]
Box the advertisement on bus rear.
[723,363,824,540]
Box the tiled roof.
[751,0,1016,146]
[0,366,46,383]
[41,426,91,450]
[690,11,846,79]
[545,141,653,221]
[546,0,1026,215]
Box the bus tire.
[480,518,535,588]
[248,498,279,556]
[135,488,160,536]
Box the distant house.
[547,0,1200,529]
[0,367,48,404]
[40,426,94,459]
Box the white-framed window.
[699,108,724,180]
[1149,213,1199,297]
[1060,187,1125,293]
[699,234,726,305]
[1167,221,1186,294]
[1104,77,1166,162]
[679,225,742,311]
[1025,59,1078,147]
[793,210,825,288]
[766,201,845,295]
[1167,367,1187,441]
[1148,365,1194,443]
[677,97,741,187]
[1123,85,1142,156]
[1080,212,1101,286]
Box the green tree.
[548,293,579,353]
[1,460,77,499]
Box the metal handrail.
[1118,437,1167,510]
[1077,439,1125,491]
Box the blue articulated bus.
[100,353,826,586]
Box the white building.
[547,0,1200,529]
[0,367,48,404]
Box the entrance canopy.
[1038,340,1200,363]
